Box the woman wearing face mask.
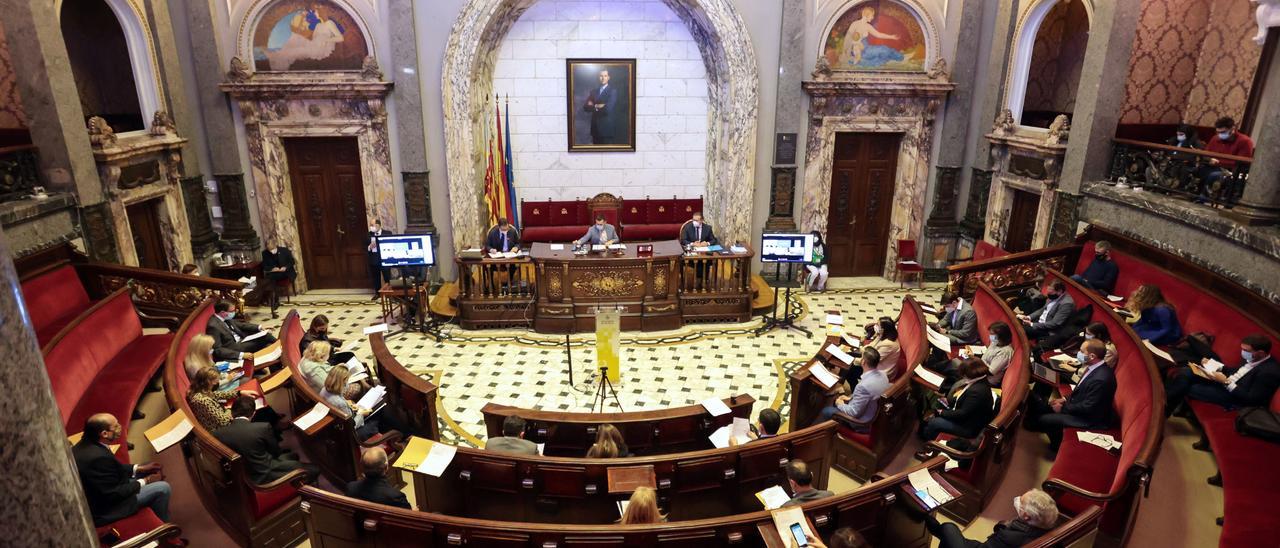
[918,358,996,442]
[300,314,358,365]
[1165,123,1203,150]
[805,230,829,292]
[867,318,901,377]
[1081,322,1118,368]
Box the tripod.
[591,366,624,413]
[755,262,811,337]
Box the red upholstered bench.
[620,196,701,241]
[520,199,589,243]
[21,264,94,346]
[520,194,703,243]
[1188,390,1280,547]
[972,240,1008,262]
[94,507,180,547]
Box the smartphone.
[789,523,808,547]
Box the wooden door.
[285,137,371,289]
[825,132,901,276]
[126,199,167,270]
[1004,189,1040,253]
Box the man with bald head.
[345,447,410,509]
[72,414,176,530]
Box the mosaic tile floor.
[253,280,942,447]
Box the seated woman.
[918,358,996,442]
[1127,284,1183,346]
[300,314,357,365]
[585,439,619,458]
[301,340,373,395]
[319,367,400,441]
[187,366,280,432]
[866,318,901,377]
[935,321,1015,389]
[596,424,631,457]
[620,486,665,524]
[184,334,218,381]
[1084,322,1119,368]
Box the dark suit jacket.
[938,379,996,433]
[346,475,411,509]
[214,418,295,484]
[584,84,620,142]
[1226,356,1280,407]
[485,227,521,253]
[976,519,1050,548]
[261,247,296,281]
[73,439,139,525]
[1026,294,1076,332]
[679,222,719,247]
[206,314,262,361]
[1063,363,1117,428]
[300,331,344,358]
[939,302,980,345]
[367,229,394,265]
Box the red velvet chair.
[896,239,924,288]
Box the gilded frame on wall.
[566,58,637,152]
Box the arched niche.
[234,0,377,74]
[441,0,759,253]
[1006,0,1094,130]
[57,0,164,132]
[815,0,942,75]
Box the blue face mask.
[1243,350,1255,363]
[1218,131,1231,141]
[1076,351,1089,364]
[1084,333,1095,340]
[224,312,236,320]
[989,334,998,345]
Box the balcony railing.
[1108,138,1252,208]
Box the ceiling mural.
[251,0,368,71]
[822,0,927,72]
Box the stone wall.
[492,0,709,203]
[0,21,26,130]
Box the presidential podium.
[455,240,753,333]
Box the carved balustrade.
[1109,138,1252,208]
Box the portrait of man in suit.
[567,59,635,151]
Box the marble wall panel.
[0,21,26,129]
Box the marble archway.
[440,0,759,252]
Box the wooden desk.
[210,260,260,281]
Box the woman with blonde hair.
[185,334,216,380]
[320,367,400,441]
[187,366,262,431]
[1127,284,1183,346]
[620,486,665,524]
[300,340,335,392]
[595,424,630,457]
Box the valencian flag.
[482,95,512,227]
[502,97,520,228]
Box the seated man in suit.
[935,291,979,345]
[485,217,521,253]
[1017,280,1075,340]
[576,214,618,246]
[781,461,833,507]
[730,407,781,446]
[73,414,182,544]
[815,347,889,430]
[215,396,318,484]
[484,415,539,455]
[261,239,297,318]
[1025,339,1116,458]
[1166,334,1280,414]
[926,488,1057,548]
[206,300,277,361]
[1070,240,1119,295]
[678,212,719,248]
[345,447,410,509]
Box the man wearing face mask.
[1165,123,1203,150]
[1196,116,1255,206]
[936,292,979,345]
[1165,334,1279,414]
[1025,339,1115,458]
[73,414,186,545]
[206,299,277,361]
[925,488,1057,547]
[1070,240,1119,295]
[1017,280,1075,340]
[680,212,720,288]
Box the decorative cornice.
[985,131,1067,155]
[90,133,188,163]
[802,78,954,98]
[220,78,393,100]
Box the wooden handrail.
[1113,137,1254,163]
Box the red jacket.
[1204,131,1254,169]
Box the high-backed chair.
[586,192,623,236]
[896,239,924,288]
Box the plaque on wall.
[775,133,797,165]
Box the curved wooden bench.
[921,281,1032,524]
[411,422,837,523]
[300,455,949,547]
[162,299,307,547]
[369,331,441,440]
[481,395,754,457]
[1040,269,1163,547]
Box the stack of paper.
[417,441,458,477]
[293,402,331,431]
[808,363,841,388]
[1077,431,1122,451]
[254,341,282,364]
[362,323,390,335]
[842,334,861,348]
[345,356,369,384]
[825,314,844,326]
[755,485,791,510]
[907,468,954,508]
[925,325,952,352]
[1143,340,1173,362]
[826,344,855,366]
[1201,359,1226,373]
[1048,353,1077,364]
[356,385,387,411]
[700,397,732,417]
[914,367,945,388]
[144,411,194,453]
[730,245,748,254]
[708,417,751,448]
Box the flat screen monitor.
[760,233,814,263]
[378,234,435,267]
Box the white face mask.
[874,324,883,334]
[692,221,701,227]
[1218,131,1231,140]
[989,334,998,345]
[1176,134,1186,142]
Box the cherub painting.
[823,1,926,72]
[252,0,368,72]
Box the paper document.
[808,363,840,388]
[362,323,390,335]
[393,436,433,470]
[488,251,502,259]
[345,355,365,373]
[901,260,918,265]
[550,244,565,250]
[616,500,630,516]
[1202,359,1226,373]
[693,246,710,252]
[825,314,844,325]
[340,339,362,353]
[826,344,855,366]
[755,485,791,510]
[708,421,751,448]
[144,411,193,453]
[417,441,458,477]
[501,251,519,259]
[591,244,606,251]
[348,371,369,384]
[842,334,861,348]
[730,245,748,254]
[1106,295,1124,302]
[254,342,282,364]
[537,443,545,456]
[943,455,961,471]
[1048,353,1077,364]
[356,385,387,411]
[920,304,939,315]
[293,402,330,431]
[769,506,813,547]
[607,244,626,250]
[242,330,269,343]
[907,468,953,507]
[1077,431,1122,451]
[700,397,732,417]
[731,417,750,439]
[237,276,256,285]
[1143,340,1173,362]
[925,325,952,352]
[914,367,945,388]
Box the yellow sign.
[596,308,621,383]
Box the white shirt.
[1226,357,1267,391]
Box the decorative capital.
[1044,114,1071,145]
[927,58,950,80]
[361,56,383,80]
[149,110,177,136]
[811,56,832,79]
[87,116,117,146]
[993,109,1015,136]
[227,57,251,83]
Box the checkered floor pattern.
[253,283,942,447]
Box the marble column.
[1057,0,1142,194]
[1,0,101,203]
[963,0,1021,239]
[142,0,202,179]
[1228,39,1280,225]
[0,226,98,545]
[390,0,434,234]
[182,0,258,248]
[765,0,806,233]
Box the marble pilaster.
[973,0,1023,165]
[0,226,98,545]
[141,0,201,178]
[1057,0,1143,194]
[389,0,434,236]
[181,176,219,258]
[1228,37,1280,225]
